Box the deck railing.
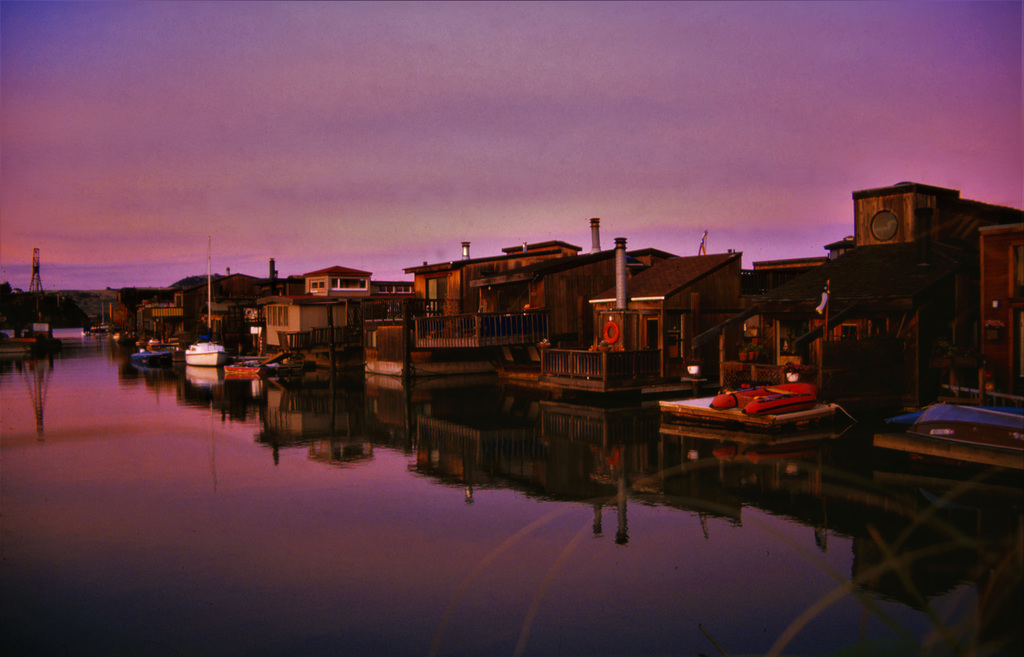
[362,298,449,324]
[414,311,548,348]
[541,348,661,383]
[277,326,361,351]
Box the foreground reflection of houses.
[256,377,369,466]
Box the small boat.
[711,383,818,415]
[0,335,32,356]
[224,359,268,378]
[130,349,173,367]
[185,341,229,367]
[902,404,1024,453]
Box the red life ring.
[603,320,620,344]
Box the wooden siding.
[980,225,1024,392]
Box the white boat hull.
[185,343,229,367]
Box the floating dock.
[659,395,836,432]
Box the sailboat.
[185,238,230,367]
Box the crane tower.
[29,248,43,294]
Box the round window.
[870,210,899,241]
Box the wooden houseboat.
[363,220,651,378]
[259,265,372,370]
[537,236,743,395]
[698,182,1023,413]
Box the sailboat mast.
[207,236,212,334]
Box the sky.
[1,1,1021,291]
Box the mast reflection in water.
[1,334,1020,656]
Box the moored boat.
[185,341,229,367]
[876,403,1024,470]
[710,382,818,415]
[130,349,173,367]
[904,404,1024,453]
[185,237,229,367]
[224,359,268,378]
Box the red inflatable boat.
[710,383,819,416]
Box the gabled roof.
[469,248,656,288]
[592,253,740,302]
[303,265,371,277]
[404,243,577,275]
[182,273,257,293]
[500,240,582,254]
[759,241,966,307]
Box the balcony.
[414,310,549,348]
[539,348,663,392]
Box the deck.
[538,348,669,393]
[659,395,836,432]
[414,311,548,348]
[873,431,1024,470]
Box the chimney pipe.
[614,237,627,310]
[462,241,471,260]
[915,207,933,266]
[269,258,277,280]
[523,242,528,253]
[590,218,601,253]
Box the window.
[427,277,447,300]
[331,277,367,290]
[1013,244,1023,297]
[267,305,289,327]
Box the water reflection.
[1,337,1020,656]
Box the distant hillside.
[61,289,120,321]
[170,274,222,289]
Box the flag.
[816,280,830,315]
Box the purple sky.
[2,1,1021,290]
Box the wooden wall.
[980,225,1023,392]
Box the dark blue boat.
[889,403,1024,453]
[130,350,173,368]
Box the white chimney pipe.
[462,241,471,260]
[590,218,601,253]
[614,237,627,310]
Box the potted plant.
[985,319,1005,341]
[783,361,806,382]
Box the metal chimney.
[614,237,627,310]
[590,218,602,253]
[462,241,471,260]
[269,258,277,280]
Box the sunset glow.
[2,1,1020,289]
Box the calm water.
[2,334,1021,657]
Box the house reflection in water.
[257,376,369,466]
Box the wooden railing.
[541,349,661,384]
[362,298,449,324]
[277,326,361,351]
[414,311,548,348]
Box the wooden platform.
[874,432,1024,470]
[659,395,836,432]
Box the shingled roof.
[592,252,740,302]
[759,242,966,308]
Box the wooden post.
[327,303,336,373]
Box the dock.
[659,395,836,432]
[874,431,1024,470]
